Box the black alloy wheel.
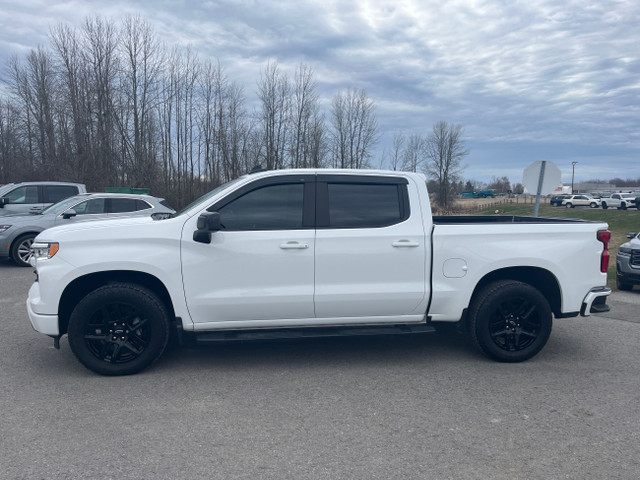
[469,280,552,362]
[68,283,170,375]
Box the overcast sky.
[0,0,638,185]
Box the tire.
[67,283,171,376]
[468,280,552,362]
[590,202,597,208]
[616,276,633,291]
[565,203,573,208]
[602,203,608,209]
[621,203,627,210]
[10,233,36,267]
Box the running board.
[193,324,436,344]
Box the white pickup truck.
[27,169,612,375]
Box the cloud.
[0,0,637,182]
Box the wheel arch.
[58,270,175,336]
[470,266,561,316]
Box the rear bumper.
[581,286,611,316]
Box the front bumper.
[27,282,59,335]
[581,286,611,316]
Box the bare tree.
[330,88,379,168]
[387,132,405,171]
[423,120,468,208]
[401,133,424,172]
[257,61,290,170]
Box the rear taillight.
[597,230,611,273]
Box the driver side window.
[217,183,304,231]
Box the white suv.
[601,193,636,210]
[562,194,601,208]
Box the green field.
[475,202,640,288]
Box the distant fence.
[433,196,549,215]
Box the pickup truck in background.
[26,169,612,375]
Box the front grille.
[631,249,640,267]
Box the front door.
[181,175,316,327]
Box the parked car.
[562,194,601,208]
[550,194,571,206]
[0,181,86,216]
[601,193,636,210]
[616,232,640,290]
[0,193,174,266]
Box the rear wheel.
[468,280,552,362]
[67,283,171,375]
[10,233,36,267]
[620,203,627,210]
[602,202,608,209]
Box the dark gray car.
[0,193,174,266]
[616,232,640,291]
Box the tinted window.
[218,183,304,231]
[327,183,403,228]
[5,185,39,204]
[136,199,152,211]
[110,198,138,213]
[44,185,78,203]
[73,198,105,215]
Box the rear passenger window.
[327,183,405,228]
[109,198,138,213]
[44,185,78,203]
[135,199,152,211]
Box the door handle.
[392,240,420,247]
[280,242,309,249]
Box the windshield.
[170,176,247,217]
[39,196,84,215]
[0,183,16,196]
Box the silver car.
[0,193,174,266]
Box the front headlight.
[0,224,11,233]
[31,242,59,261]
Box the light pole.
[571,161,578,193]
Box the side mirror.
[193,212,221,244]
[62,209,77,219]
[0,197,8,208]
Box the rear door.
[314,175,428,319]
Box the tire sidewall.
[11,234,35,267]
[470,281,552,362]
[68,284,170,375]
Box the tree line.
[0,16,386,208]
[0,15,472,209]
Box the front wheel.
[10,233,36,267]
[590,202,598,208]
[468,280,552,362]
[565,203,573,208]
[620,203,627,210]
[67,283,171,375]
[602,203,608,209]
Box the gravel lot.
[1,259,639,480]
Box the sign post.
[522,161,562,217]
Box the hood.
[35,214,172,241]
